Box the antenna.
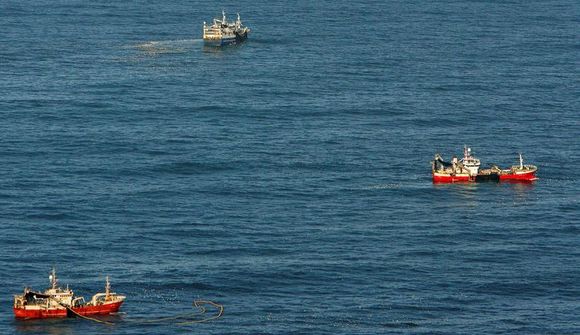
[49,267,57,289]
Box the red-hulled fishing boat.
[13,268,125,319]
[431,146,538,183]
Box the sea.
[1,0,578,334]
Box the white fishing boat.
[203,11,250,46]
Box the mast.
[49,267,57,289]
[519,153,523,169]
[105,276,111,301]
[222,10,226,24]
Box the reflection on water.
[432,180,536,208]
[202,43,247,56]
[432,181,481,192]
[432,181,480,208]
[14,318,76,335]
[504,180,536,203]
[14,315,124,334]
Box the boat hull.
[433,170,537,183]
[499,169,537,181]
[432,172,471,183]
[204,38,236,46]
[13,301,124,319]
[14,307,67,319]
[204,31,248,46]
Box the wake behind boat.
[431,146,538,183]
[203,11,250,46]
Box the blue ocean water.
[1,0,579,333]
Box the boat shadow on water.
[13,319,76,335]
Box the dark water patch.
[558,224,579,234]
[283,160,372,174]
[558,202,580,212]
[24,212,73,221]
[382,321,420,328]
[142,281,219,292]
[390,303,463,313]
[68,100,115,110]
[151,161,240,175]
[1,98,74,109]
[471,281,552,297]
[186,247,287,257]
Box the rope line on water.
[124,299,224,325]
[50,297,114,326]
[50,298,223,326]
[177,300,224,325]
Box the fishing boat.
[13,268,125,319]
[497,154,538,181]
[203,10,250,46]
[432,146,538,183]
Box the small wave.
[186,247,287,257]
[151,161,238,175]
[143,282,219,292]
[359,183,402,190]
[382,321,420,328]
[25,213,71,220]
